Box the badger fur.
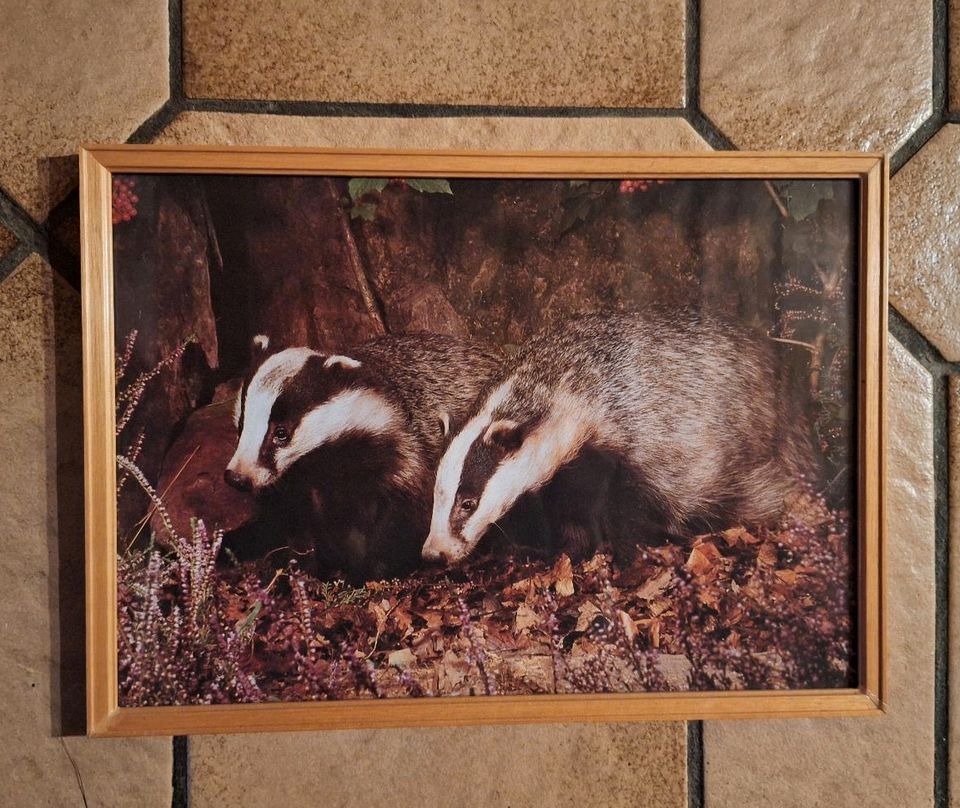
[422,309,815,565]
[225,332,500,580]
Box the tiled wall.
[0,2,953,806]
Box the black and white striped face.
[423,383,595,564]
[224,339,400,493]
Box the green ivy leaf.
[406,178,453,195]
[349,201,378,221]
[559,195,597,236]
[772,180,835,221]
[347,178,389,202]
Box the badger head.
[422,382,591,565]
[224,335,399,493]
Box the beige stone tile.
[891,124,960,362]
[158,110,710,151]
[191,722,685,808]
[184,0,685,108]
[0,256,171,806]
[704,338,935,808]
[0,2,168,220]
[0,224,16,259]
[700,1,932,151]
[950,377,960,807]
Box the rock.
[148,393,257,541]
[384,281,469,337]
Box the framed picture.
[80,147,886,736]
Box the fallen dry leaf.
[721,526,760,546]
[552,554,575,597]
[575,601,602,632]
[686,543,720,576]
[757,542,778,567]
[514,604,540,634]
[636,569,673,601]
[387,648,416,669]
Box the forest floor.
[118,490,854,706]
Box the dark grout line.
[169,0,184,103]
[687,721,705,808]
[892,0,950,175]
[127,100,183,145]
[889,305,960,378]
[182,96,689,119]
[934,0,948,116]
[683,0,736,151]
[0,187,49,261]
[891,114,945,175]
[172,736,189,808]
[934,375,950,808]
[928,15,951,784]
[684,107,736,150]
[684,0,700,110]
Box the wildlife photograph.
[111,170,858,706]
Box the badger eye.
[272,425,290,445]
[459,498,478,513]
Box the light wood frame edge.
[81,148,119,736]
[81,147,887,737]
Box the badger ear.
[483,419,523,452]
[324,354,362,371]
[437,410,451,437]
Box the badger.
[225,332,500,580]
[422,309,815,565]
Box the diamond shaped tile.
[890,124,960,362]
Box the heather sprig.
[459,598,496,696]
[115,335,192,434]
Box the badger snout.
[224,467,253,492]
[421,533,465,566]
[421,541,448,565]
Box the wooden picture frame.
[80,147,886,736]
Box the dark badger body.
[423,309,815,565]
[225,333,500,581]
